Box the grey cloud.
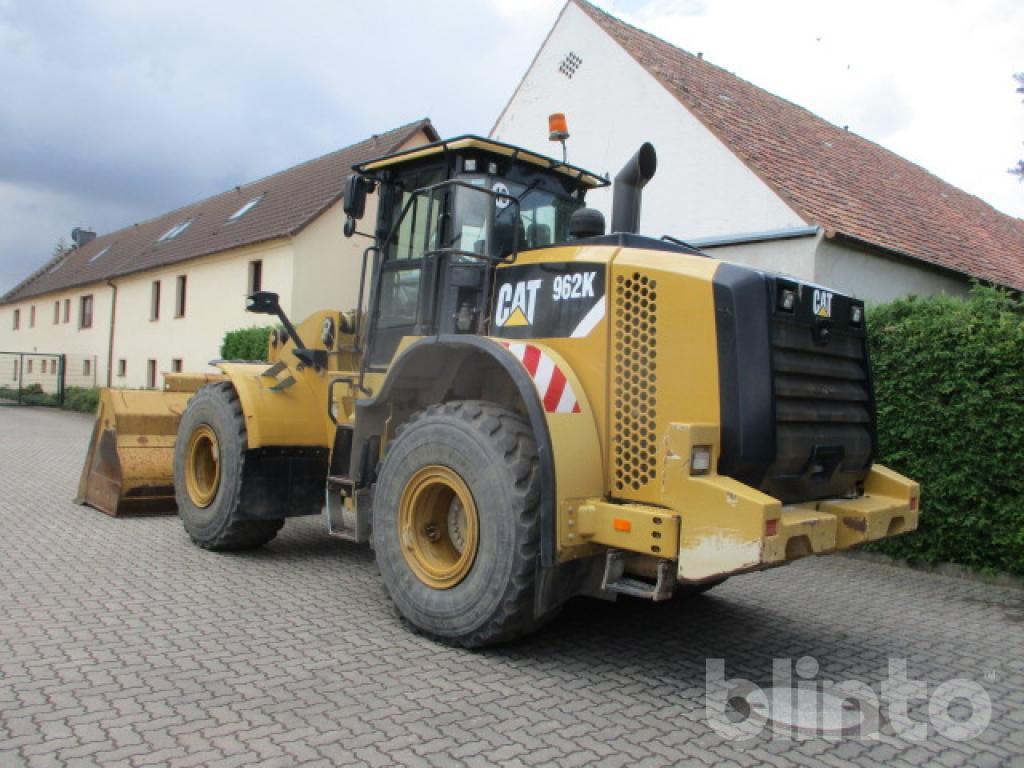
[0,0,561,293]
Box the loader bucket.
[75,389,194,516]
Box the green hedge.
[866,284,1024,576]
[0,384,97,411]
[63,387,100,413]
[220,326,274,362]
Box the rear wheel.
[373,401,541,647]
[174,382,283,550]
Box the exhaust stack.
[610,143,657,234]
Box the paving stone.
[0,407,1021,767]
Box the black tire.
[373,400,541,648]
[174,381,283,551]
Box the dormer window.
[228,195,264,222]
[157,219,192,243]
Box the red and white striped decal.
[502,343,582,414]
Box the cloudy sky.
[1,0,1021,294]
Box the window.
[27,359,32,374]
[41,360,47,374]
[12,309,19,330]
[369,168,445,368]
[63,299,70,324]
[157,219,192,242]
[248,260,262,294]
[83,359,91,377]
[147,359,157,389]
[229,194,264,222]
[88,245,111,263]
[79,295,93,329]
[171,358,183,373]
[150,281,161,321]
[175,276,187,317]
[53,302,59,324]
[29,306,35,328]
[117,359,126,378]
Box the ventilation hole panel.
[612,272,658,492]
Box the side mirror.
[343,175,373,220]
[246,291,281,315]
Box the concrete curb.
[842,550,1024,590]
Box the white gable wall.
[492,2,804,243]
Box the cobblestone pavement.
[1,406,1022,768]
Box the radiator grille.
[770,319,873,485]
[613,272,658,492]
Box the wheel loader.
[77,133,920,647]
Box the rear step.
[323,476,370,543]
[327,474,354,494]
[600,550,675,601]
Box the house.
[492,0,1024,301]
[0,119,438,389]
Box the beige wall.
[700,235,819,283]
[0,283,112,392]
[814,236,969,303]
[701,232,971,302]
[110,239,294,388]
[290,197,378,319]
[289,128,431,319]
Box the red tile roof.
[2,119,438,304]
[574,0,1024,290]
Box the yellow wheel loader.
[77,135,920,647]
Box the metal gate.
[0,352,98,407]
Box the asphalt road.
[1,405,1022,767]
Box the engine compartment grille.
[612,272,658,492]
[767,317,874,500]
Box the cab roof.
[354,135,610,189]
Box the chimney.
[72,227,96,248]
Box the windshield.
[449,176,581,259]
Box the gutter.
[106,280,117,388]
[686,225,821,249]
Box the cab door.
[367,167,445,368]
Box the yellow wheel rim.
[185,424,220,508]
[398,465,479,589]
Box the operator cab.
[344,136,609,367]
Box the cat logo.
[812,288,834,319]
[495,279,542,328]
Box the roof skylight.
[158,219,193,243]
[88,245,111,263]
[228,194,264,222]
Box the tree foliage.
[865,285,1024,576]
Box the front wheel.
[174,382,283,551]
[373,401,541,647]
